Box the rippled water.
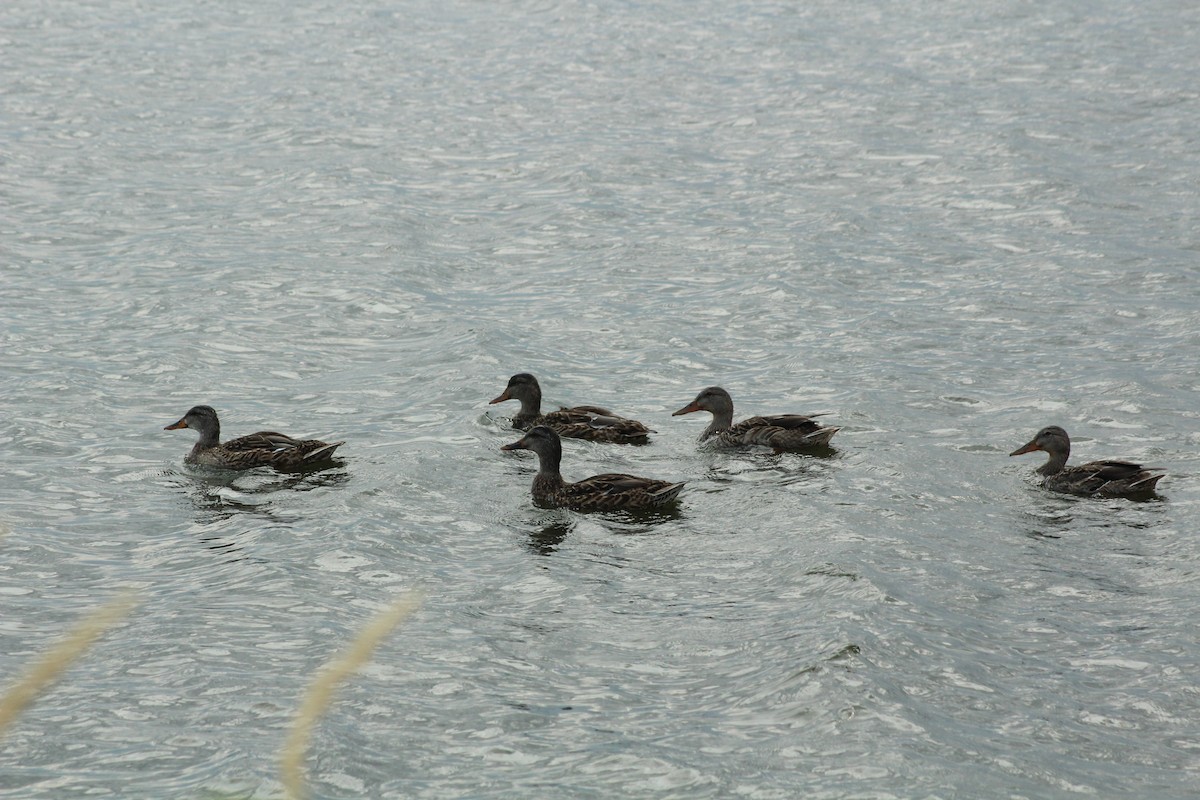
[3,0,1199,797]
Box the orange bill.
[1009,440,1041,456]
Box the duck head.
[672,386,733,417]
[501,424,560,456]
[165,405,221,443]
[1009,425,1070,458]
[490,373,542,409]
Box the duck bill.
[164,418,189,430]
[500,438,528,452]
[1009,440,1041,457]
[671,401,700,416]
[489,389,511,405]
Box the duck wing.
[542,406,653,444]
[556,404,617,418]
[722,415,839,450]
[1054,459,1165,497]
[557,473,685,511]
[219,431,344,469]
[222,431,305,452]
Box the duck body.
[165,405,344,471]
[501,426,684,511]
[490,373,652,444]
[1010,425,1163,498]
[672,386,839,452]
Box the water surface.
[2,0,1198,797]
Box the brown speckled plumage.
[501,426,684,511]
[1010,425,1163,498]
[490,373,652,444]
[672,386,839,452]
[164,405,344,471]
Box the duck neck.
[531,440,565,493]
[702,409,734,439]
[514,387,543,423]
[192,423,221,452]
[1038,448,1069,476]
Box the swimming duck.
[501,426,684,511]
[671,386,839,452]
[490,373,652,444]
[1009,425,1164,497]
[164,405,344,470]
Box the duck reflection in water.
[523,506,684,555]
[173,465,350,525]
[1016,487,1170,541]
[527,520,573,556]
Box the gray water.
[3,0,1199,797]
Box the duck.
[1009,425,1164,497]
[671,386,839,452]
[501,425,685,511]
[164,405,344,471]
[489,373,652,444]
